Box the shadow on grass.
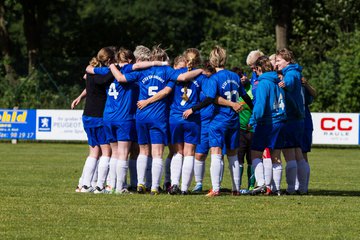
[309,189,360,197]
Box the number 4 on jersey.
[108,83,119,99]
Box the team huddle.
[73,44,316,196]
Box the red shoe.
[264,186,273,196]
[206,189,220,197]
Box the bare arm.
[71,89,86,109]
[215,96,243,113]
[302,77,317,97]
[109,64,127,82]
[177,69,203,81]
[132,61,168,70]
[137,86,173,110]
[86,65,95,74]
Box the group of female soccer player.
[73,44,316,196]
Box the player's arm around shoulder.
[137,86,173,110]
[109,63,128,83]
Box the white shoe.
[80,185,94,193]
[75,186,82,193]
[115,188,132,195]
[93,186,105,194]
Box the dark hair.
[231,66,245,78]
[254,56,274,72]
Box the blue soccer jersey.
[124,66,179,122]
[207,69,246,123]
[94,64,139,122]
[169,67,206,120]
[199,76,216,121]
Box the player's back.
[170,67,205,117]
[125,65,177,122]
[210,69,243,123]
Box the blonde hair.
[89,47,115,67]
[209,46,227,68]
[183,48,201,71]
[276,48,295,63]
[246,50,264,66]
[134,45,151,61]
[150,45,169,61]
[180,48,202,102]
[117,48,135,64]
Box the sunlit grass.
[0,143,359,239]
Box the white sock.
[263,157,273,187]
[272,163,282,191]
[129,158,137,188]
[181,156,195,192]
[151,157,163,190]
[145,157,152,189]
[228,155,241,191]
[81,157,97,187]
[171,153,183,185]
[305,161,310,192]
[164,157,171,184]
[252,158,265,186]
[136,154,148,185]
[116,159,128,191]
[220,157,224,184]
[91,160,99,188]
[194,159,205,184]
[239,164,244,188]
[96,156,110,188]
[210,154,222,192]
[107,157,118,188]
[295,176,299,191]
[286,160,297,193]
[297,159,308,193]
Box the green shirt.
[239,83,253,131]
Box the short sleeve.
[94,67,110,75]
[124,71,140,82]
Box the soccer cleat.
[80,185,94,193]
[248,186,255,191]
[115,188,133,195]
[169,184,180,195]
[231,190,240,196]
[104,185,115,194]
[206,189,220,197]
[273,190,282,196]
[264,186,273,196]
[163,182,171,193]
[181,190,190,195]
[150,188,160,195]
[283,190,297,195]
[250,185,266,195]
[192,183,203,193]
[137,184,146,194]
[75,186,82,193]
[93,186,105,194]
[240,189,250,195]
[127,185,137,192]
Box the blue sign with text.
[0,109,36,139]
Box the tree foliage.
[0,0,359,112]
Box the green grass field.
[0,142,359,239]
